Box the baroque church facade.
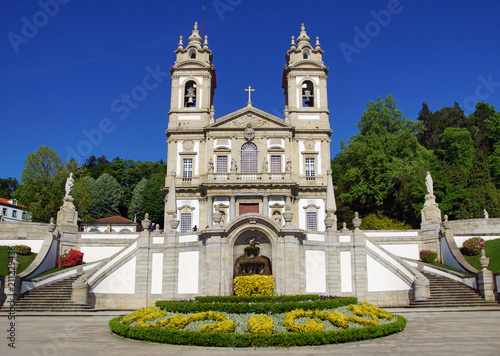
[164,22,334,234]
[12,23,490,312]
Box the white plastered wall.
[177,251,199,294]
[305,250,326,293]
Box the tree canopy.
[333,97,500,229]
[16,146,66,222]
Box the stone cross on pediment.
[245,86,255,106]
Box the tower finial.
[290,36,296,49]
[203,35,209,49]
[315,36,321,49]
[188,22,203,46]
[297,22,310,44]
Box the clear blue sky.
[1,0,499,180]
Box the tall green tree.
[334,95,429,227]
[129,177,147,221]
[16,146,65,222]
[72,176,95,222]
[0,177,18,199]
[91,173,124,219]
[417,102,467,150]
[141,172,165,228]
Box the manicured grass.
[0,245,37,277]
[462,239,500,273]
[29,266,69,279]
[424,261,466,274]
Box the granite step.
[410,271,498,308]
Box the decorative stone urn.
[479,249,490,270]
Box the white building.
[0,197,30,222]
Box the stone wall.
[447,218,500,236]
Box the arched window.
[184,80,197,107]
[241,142,258,173]
[302,80,314,107]
[303,49,310,59]
[189,49,196,59]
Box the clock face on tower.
[183,140,194,151]
[305,140,315,150]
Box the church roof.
[86,216,135,225]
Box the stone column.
[263,195,269,217]
[206,196,213,227]
[230,196,236,221]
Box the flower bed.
[109,297,406,347]
[58,249,83,267]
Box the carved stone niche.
[234,235,272,278]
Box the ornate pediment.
[207,106,292,131]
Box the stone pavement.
[1,311,500,355]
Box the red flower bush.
[420,250,437,263]
[58,249,84,267]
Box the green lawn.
[0,245,38,277]
[424,261,466,274]
[30,266,69,279]
[462,239,500,273]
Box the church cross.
[245,86,255,106]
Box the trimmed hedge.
[109,314,407,348]
[155,297,358,314]
[193,295,321,303]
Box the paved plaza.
[2,310,500,355]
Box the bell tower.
[168,22,216,129]
[282,24,330,129]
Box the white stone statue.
[262,158,268,173]
[484,209,489,219]
[208,158,214,173]
[230,158,237,173]
[65,173,74,198]
[425,171,433,196]
[285,159,291,173]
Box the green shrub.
[156,297,358,314]
[420,250,437,263]
[233,275,275,296]
[360,212,411,230]
[194,295,320,303]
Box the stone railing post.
[477,249,496,302]
[71,273,89,305]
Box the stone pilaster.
[205,235,225,296]
[206,196,213,227]
[230,196,236,221]
[263,195,269,217]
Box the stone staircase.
[1,274,92,313]
[410,271,499,308]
